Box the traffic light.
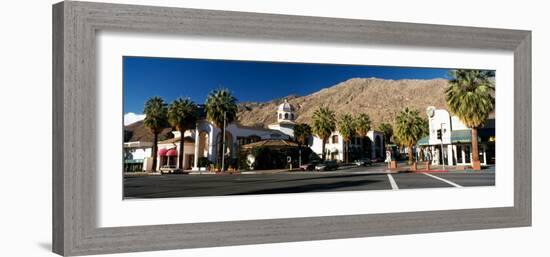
[437,129,442,140]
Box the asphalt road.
[124,166,495,199]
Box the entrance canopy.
[241,139,298,150]
[451,130,481,144]
[417,136,429,146]
[417,130,483,146]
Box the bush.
[198,157,211,167]
[238,157,250,170]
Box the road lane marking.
[387,174,399,190]
[422,172,463,188]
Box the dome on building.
[276,99,296,123]
[277,99,295,112]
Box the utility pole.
[221,111,226,172]
[440,123,446,171]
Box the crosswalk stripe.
[387,174,399,190]
[422,172,463,188]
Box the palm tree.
[393,107,427,165]
[293,123,312,166]
[143,97,168,172]
[354,113,371,158]
[338,114,356,163]
[378,122,393,145]
[445,69,495,170]
[205,89,238,170]
[312,106,336,161]
[168,97,198,171]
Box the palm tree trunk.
[151,132,158,172]
[178,130,185,170]
[361,137,365,158]
[321,138,327,161]
[407,144,413,165]
[298,139,305,166]
[346,140,349,163]
[471,127,481,170]
[471,128,479,161]
[217,137,223,172]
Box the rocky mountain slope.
[237,78,449,129]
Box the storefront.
[417,106,495,167]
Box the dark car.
[354,158,373,166]
[315,160,339,171]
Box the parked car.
[300,161,319,171]
[372,157,385,163]
[354,158,372,166]
[315,160,339,171]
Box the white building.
[309,130,385,161]
[416,106,495,167]
[123,141,153,172]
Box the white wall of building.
[310,131,345,161]
[428,109,453,145]
[123,141,153,160]
[450,116,469,130]
[310,131,384,161]
[267,123,295,137]
[367,131,385,159]
[125,147,151,160]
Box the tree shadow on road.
[227,179,384,195]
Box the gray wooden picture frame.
[52,1,531,256]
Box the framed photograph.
[53,1,531,256]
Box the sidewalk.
[407,164,496,173]
[125,164,494,177]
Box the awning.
[241,139,298,150]
[417,136,430,146]
[451,130,481,144]
[416,130,483,146]
[158,148,168,156]
[166,148,178,156]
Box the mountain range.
[237,77,448,128]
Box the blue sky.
[123,56,453,115]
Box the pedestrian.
[385,150,392,168]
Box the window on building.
[290,113,294,120]
[284,113,289,120]
[248,135,261,143]
[237,137,246,146]
[332,135,339,144]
